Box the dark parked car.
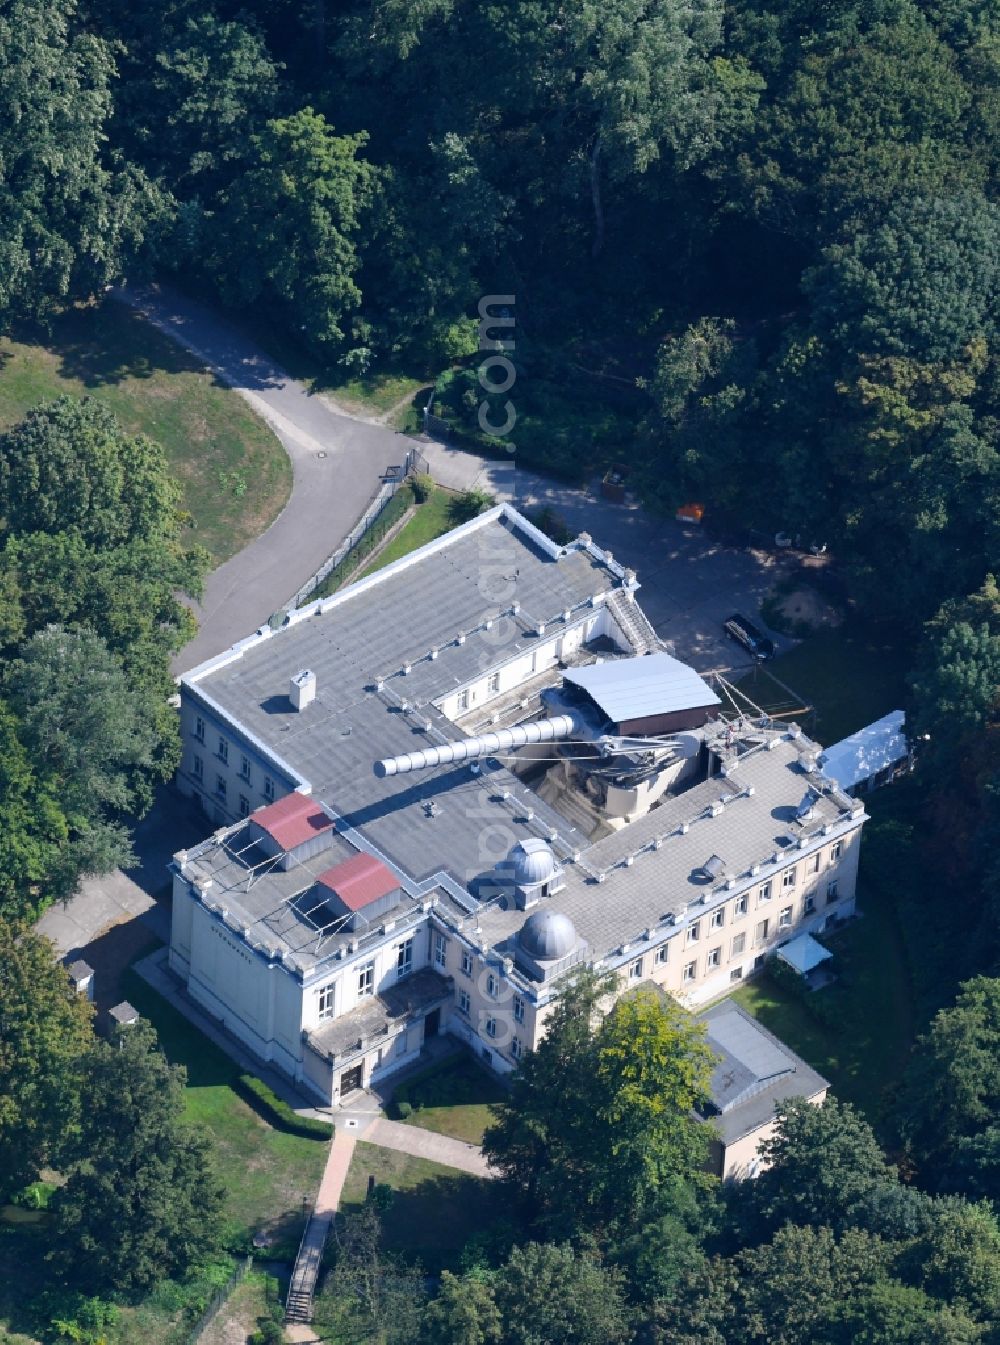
[724,613,775,660]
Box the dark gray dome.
[508,838,556,888]
[519,909,576,961]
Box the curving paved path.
[113,283,422,674]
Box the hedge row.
[235,1073,334,1140]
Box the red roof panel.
[316,853,399,911]
[252,793,333,851]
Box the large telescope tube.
[374,713,583,778]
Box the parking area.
[420,441,791,676]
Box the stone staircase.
[285,1212,332,1323]
[605,589,661,655]
[284,1131,356,1326]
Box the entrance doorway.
[424,1008,440,1039]
[340,1063,363,1096]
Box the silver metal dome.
[519,909,576,961]
[508,838,556,888]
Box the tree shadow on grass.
[374,1173,504,1275]
[8,302,207,388]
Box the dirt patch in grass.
[0,301,291,563]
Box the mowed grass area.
[733,882,915,1126]
[393,1052,507,1145]
[340,1142,500,1274]
[736,623,912,746]
[363,484,459,574]
[122,969,328,1251]
[0,302,291,562]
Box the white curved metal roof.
[564,651,720,723]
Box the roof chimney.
[290,669,316,711]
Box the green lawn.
[122,970,328,1252]
[736,623,912,746]
[340,1142,500,1274]
[0,302,291,563]
[363,485,459,574]
[732,883,915,1126]
[394,1053,506,1145]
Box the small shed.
[563,651,721,736]
[777,933,832,977]
[108,1001,139,1028]
[66,959,95,1002]
[819,711,908,795]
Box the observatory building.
[169,504,864,1112]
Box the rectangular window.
[513,995,525,1024]
[488,671,500,695]
[397,938,414,979]
[827,881,839,905]
[687,921,701,945]
[730,966,744,982]
[707,946,721,969]
[485,1016,497,1039]
[239,795,250,819]
[831,841,843,862]
[810,853,821,874]
[317,983,335,1020]
[735,894,749,917]
[486,972,498,998]
[457,689,470,712]
[357,961,375,998]
[779,905,793,929]
[655,944,669,965]
[629,957,644,980]
[194,715,205,742]
[433,932,447,968]
[711,908,725,929]
[461,951,473,977]
[759,881,772,903]
[782,867,797,889]
[683,960,697,983]
[458,989,470,1015]
[240,754,251,782]
[754,918,769,947]
[263,776,274,802]
[217,736,228,764]
[511,1037,523,1060]
[804,894,816,915]
[731,932,747,957]
[193,753,203,781]
[215,775,227,800]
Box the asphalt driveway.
[114,283,421,674]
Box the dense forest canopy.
[0,1,998,1340]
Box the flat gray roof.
[564,651,720,722]
[699,998,828,1145]
[472,730,856,961]
[180,507,862,976]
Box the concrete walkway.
[361,1116,493,1178]
[285,1131,356,1328]
[113,283,423,674]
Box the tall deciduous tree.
[484,974,713,1237]
[208,108,372,351]
[736,1097,900,1241]
[0,0,159,323]
[0,919,92,1199]
[49,1018,222,1294]
[493,1242,632,1345]
[894,977,1000,1190]
[0,397,180,548]
[5,625,173,873]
